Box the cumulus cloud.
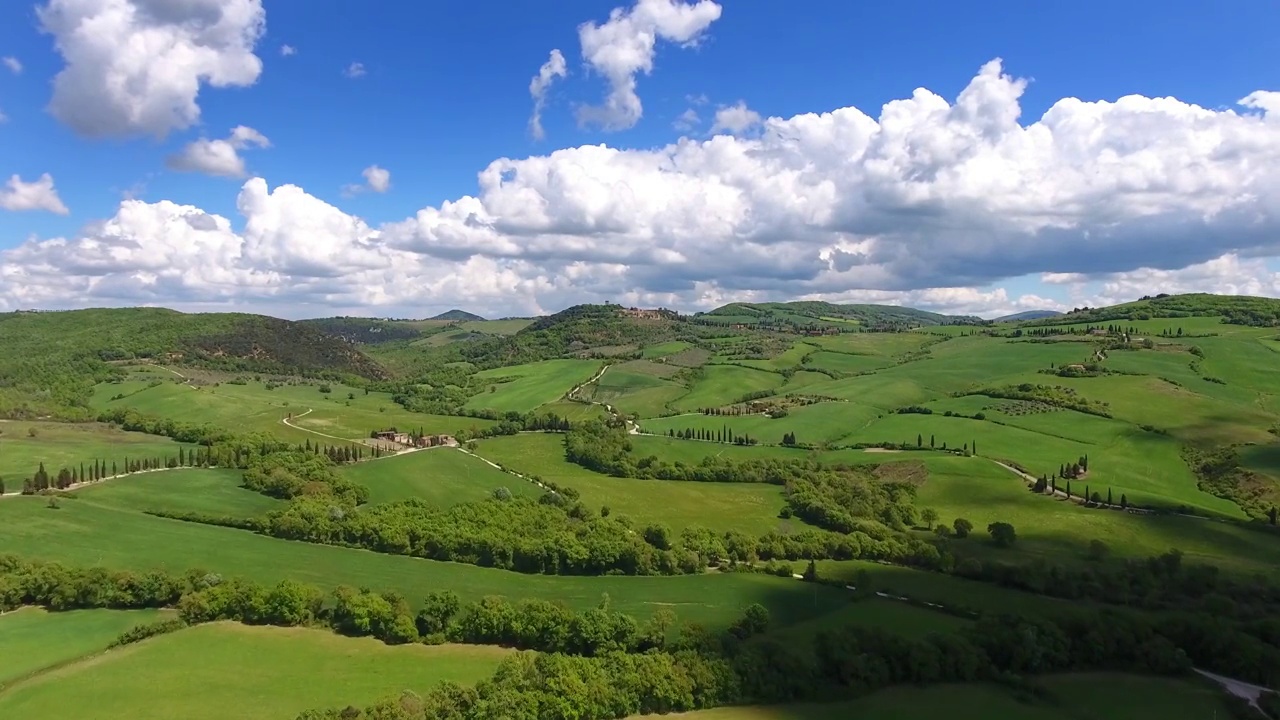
[165,125,271,178]
[6,59,1280,318]
[341,165,392,197]
[672,108,699,132]
[528,49,568,140]
[573,0,723,130]
[2,57,21,75]
[0,174,70,215]
[280,44,296,56]
[37,0,265,138]
[710,100,760,134]
[344,61,366,78]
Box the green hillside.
[2,293,1280,720]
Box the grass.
[0,420,195,486]
[579,361,688,418]
[903,455,1280,576]
[92,376,493,444]
[640,402,881,447]
[0,607,170,687]
[642,340,693,359]
[803,351,895,375]
[0,496,849,631]
[783,596,969,643]
[340,447,541,506]
[840,405,1242,516]
[474,434,788,535]
[466,359,604,413]
[671,365,784,412]
[67,468,283,517]
[642,673,1234,720]
[458,318,532,335]
[0,622,511,720]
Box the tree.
[1090,491,1102,504]
[1106,488,1113,506]
[1269,506,1278,526]
[802,559,817,582]
[600,505,611,517]
[987,521,1017,548]
[930,434,935,448]
[917,433,923,448]
[933,524,951,539]
[953,518,973,539]
[920,508,939,529]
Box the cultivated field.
[0,421,195,485]
[0,607,171,687]
[466,359,603,413]
[341,446,540,506]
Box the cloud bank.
[4,60,1280,318]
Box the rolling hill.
[430,309,486,321]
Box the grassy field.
[0,495,849,631]
[640,401,881,447]
[474,433,788,535]
[0,420,195,485]
[643,673,1234,720]
[783,596,970,642]
[91,375,493,443]
[839,405,1241,516]
[642,340,693,358]
[903,455,1280,575]
[579,360,688,418]
[466,359,603,413]
[0,607,171,687]
[340,447,541,506]
[0,622,511,720]
[671,365,785,412]
[67,468,283,517]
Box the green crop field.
[644,673,1234,720]
[66,468,283,517]
[578,360,688,417]
[0,421,196,484]
[0,607,171,688]
[642,340,693,358]
[341,446,541,505]
[783,597,970,642]
[467,359,604,412]
[474,433,788,534]
[0,622,511,720]
[803,350,896,375]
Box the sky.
[0,0,1278,320]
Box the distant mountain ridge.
[431,309,485,321]
[702,301,983,328]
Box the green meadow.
[0,622,511,720]
[640,401,881,446]
[670,365,785,412]
[0,495,847,630]
[67,468,283,517]
[647,674,1234,720]
[340,446,540,505]
[0,607,171,687]
[0,421,195,484]
[467,359,603,412]
[475,433,788,535]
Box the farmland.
[0,622,511,720]
[2,297,1279,719]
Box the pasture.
[91,375,493,443]
[341,447,541,506]
[641,401,881,447]
[0,607,170,687]
[67,468,283,517]
[0,421,195,486]
[0,622,511,720]
[670,365,785,412]
[475,433,788,535]
[466,359,603,413]
[0,496,849,631]
[579,360,688,418]
[782,597,970,642]
[647,674,1234,720]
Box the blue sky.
[0,0,1278,318]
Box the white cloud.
[528,49,568,140]
[362,165,391,193]
[710,100,760,134]
[341,165,392,197]
[573,0,723,130]
[37,0,265,138]
[5,59,1280,318]
[344,61,366,78]
[2,57,21,75]
[165,125,270,178]
[0,174,70,215]
[672,108,699,132]
[280,44,296,56]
